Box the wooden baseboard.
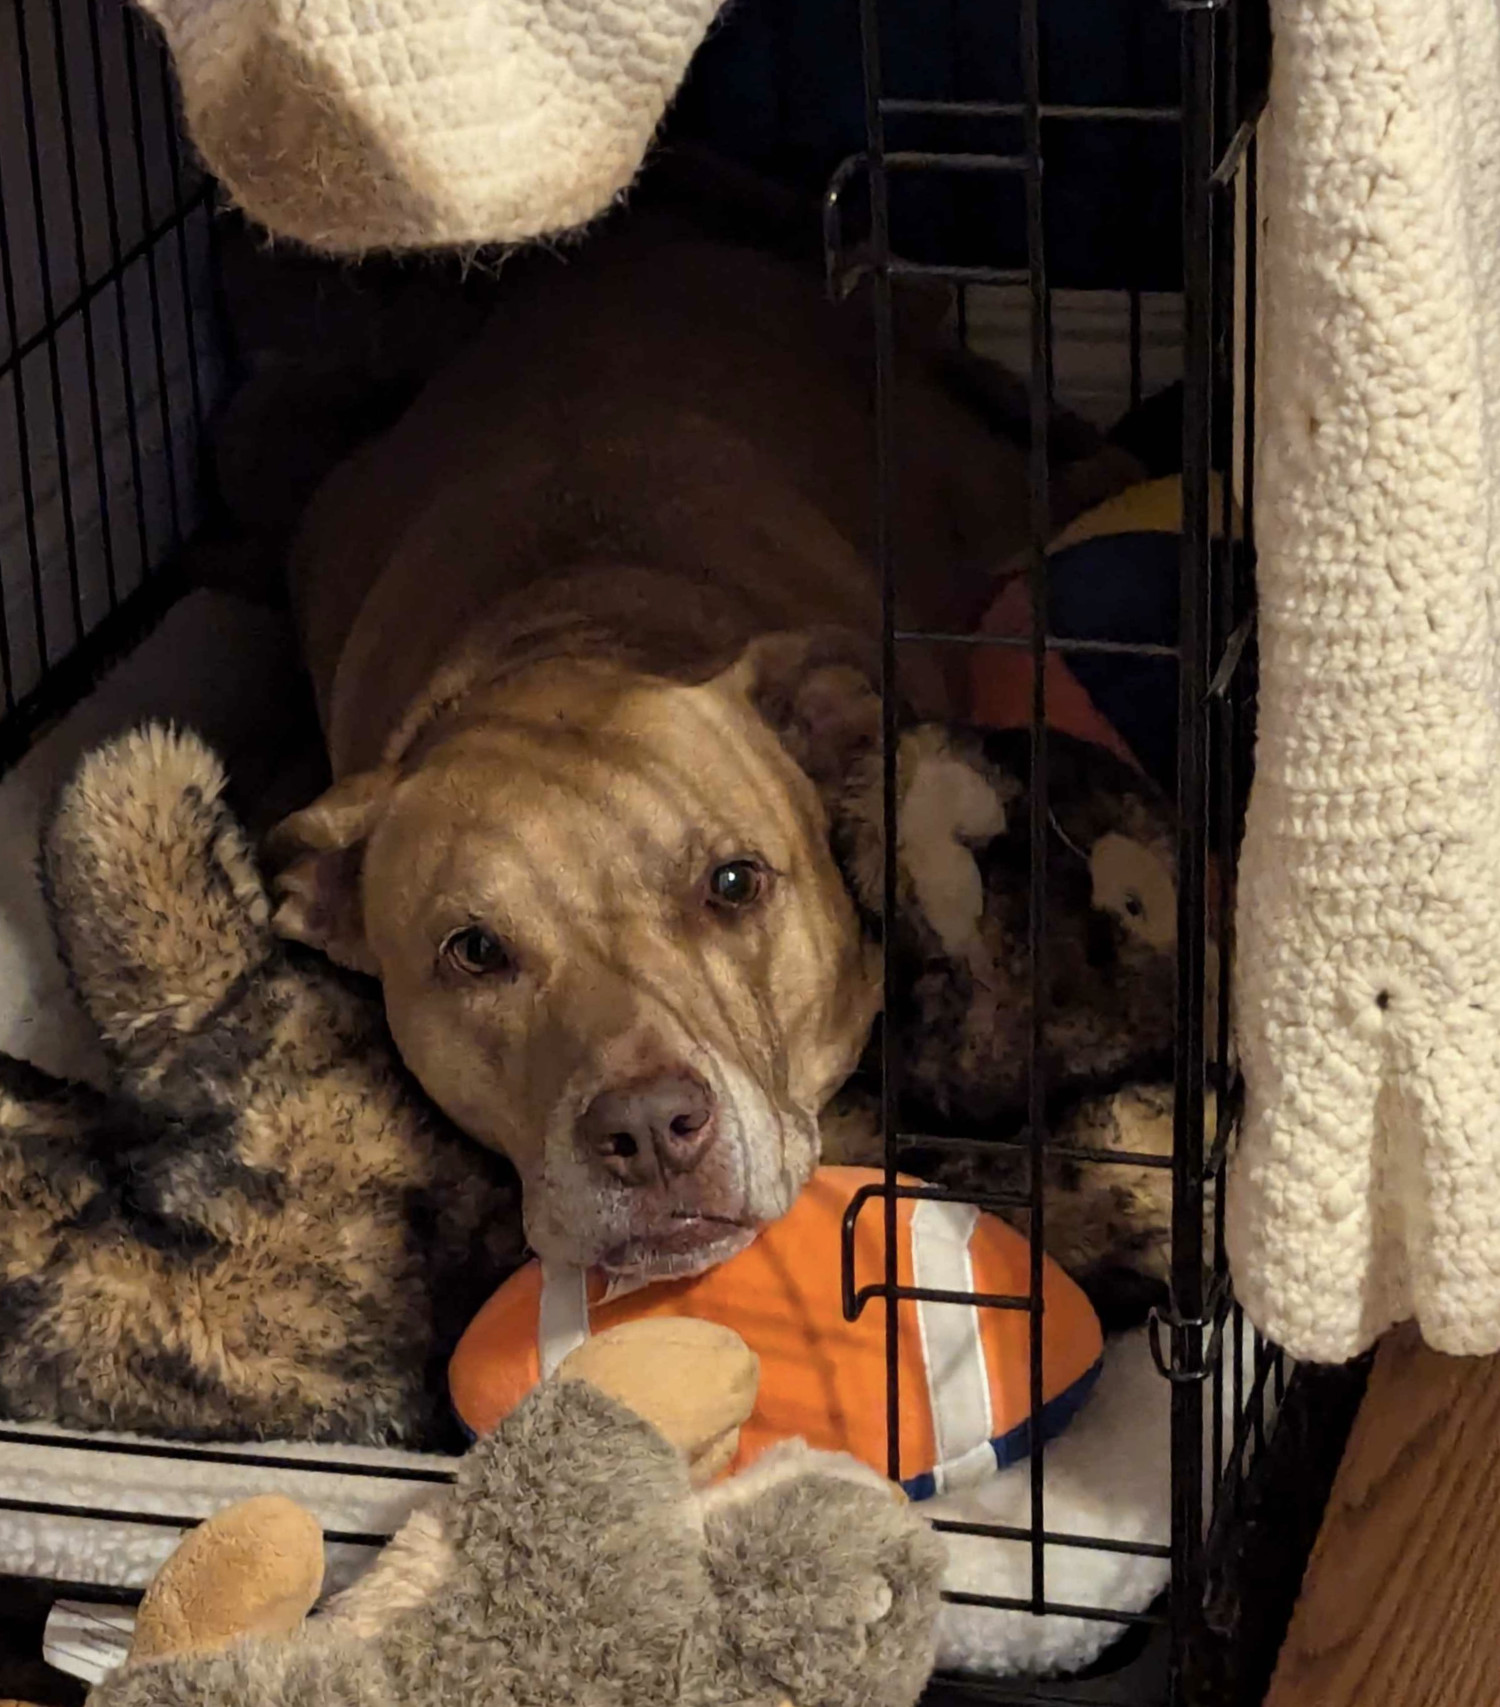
[1263,1323,1500,1706]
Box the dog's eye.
[707,859,765,910]
[442,926,512,976]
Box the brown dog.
[266,213,1114,1282]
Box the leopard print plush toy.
[0,726,522,1446]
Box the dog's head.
[268,632,882,1280]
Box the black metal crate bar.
[0,0,223,773]
[836,0,1272,1701]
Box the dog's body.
[268,215,1089,1281]
[0,714,1175,1447]
[286,215,1031,776]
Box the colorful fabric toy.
[971,474,1231,795]
[450,1167,1104,1500]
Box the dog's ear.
[263,769,395,975]
[721,627,883,797]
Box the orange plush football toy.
[450,1167,1104,1499]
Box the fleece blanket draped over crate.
[1228,0,1500,1361]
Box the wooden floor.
[1265,1325,1500,1707]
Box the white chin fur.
[526,1058,818,1272]
[599,1224,759,1285]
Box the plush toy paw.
[697,1437,905,1514]
[556,1317,758,1485]
[83,1318,944,1707]
[703,1441,947,1707]
[0,722,522,1446]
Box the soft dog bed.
[0,1422,447,1605]
[6,1327,1273,1685]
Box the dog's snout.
[578,1072,718,1183]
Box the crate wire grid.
[826,0,1274,1700]
[0,0,1278,1701]
[0,0,223,773]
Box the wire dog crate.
[0,0,223,773]
[0,0,1367,1703]
[823,0,1281,1700]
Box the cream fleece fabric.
[135,0,725,254]
[1229,0,1500,1360]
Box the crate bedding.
[3,1337,1265,1687]
[0,586,1270,1683]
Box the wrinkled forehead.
[371,677,818,910]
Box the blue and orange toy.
[450,1166,1104,1499]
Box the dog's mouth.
[598,1212,757,1281]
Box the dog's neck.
[376,565,762,774]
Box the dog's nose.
[578,1072,718,1184]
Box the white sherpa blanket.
[0,1423,450,1601]
[7,1329,1271,1687]
[135,0,725,254]
[1229,0,1500,1361]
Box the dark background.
[667,0,1185,291]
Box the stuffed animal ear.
[128,1494,324,1665]
[264,769,394,975]
[721,627,883,798]
[830,723,1020,948]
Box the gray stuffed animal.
[81,1319,947,1707]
